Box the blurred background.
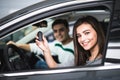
[0,0,45,19]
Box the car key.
[37,31,43,41]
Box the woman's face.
[76,23,98,51]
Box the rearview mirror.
[33,20,47,28]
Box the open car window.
[0,7,110,72]
[2,2,119,80]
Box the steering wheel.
[3,44,31,71]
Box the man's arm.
[7,41,30,51]
[35,36,58,68]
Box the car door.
[106,0,120,63]
[0,0,120,80]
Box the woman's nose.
[81,35,86,42]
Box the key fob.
[37,31,43,41]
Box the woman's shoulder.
[86,58,102,66]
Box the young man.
[7,19,74,68]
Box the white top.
[29,40,75,67]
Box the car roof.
[0,0,101,26]
[1,0,109,40]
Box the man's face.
[53,24,69,43]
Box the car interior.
[0,6,111,73]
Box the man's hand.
[7,41,16,46]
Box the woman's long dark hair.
[73,16,105,66]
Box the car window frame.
[0,0,117,78]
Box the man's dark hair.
[52,19,69,29]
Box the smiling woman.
[73,16,105,66]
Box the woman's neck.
[89,44,101,61]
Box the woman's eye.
[85,32,90,35]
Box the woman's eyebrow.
[76,29,90,35]
[83,29,90,33]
